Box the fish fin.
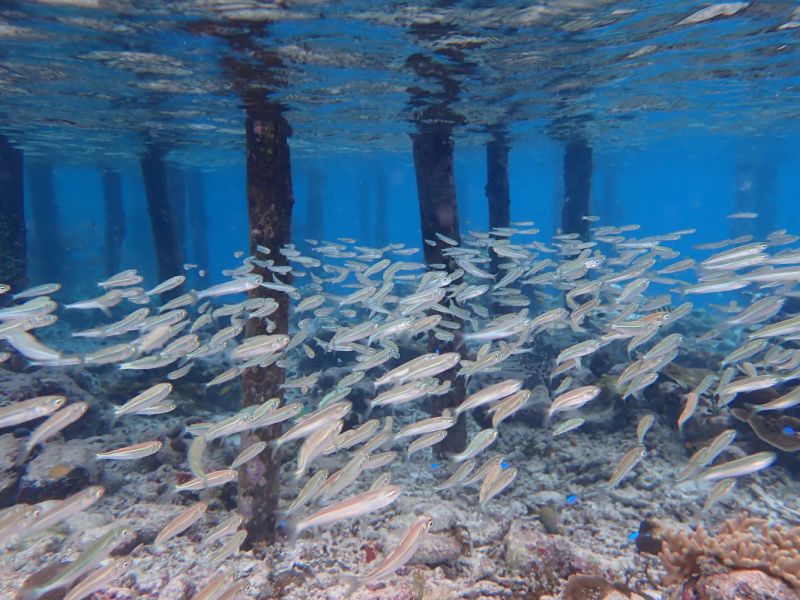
[100,306,113,318]
[339,575,362,599]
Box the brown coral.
[659,513,800,589]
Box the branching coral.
[659,513,800,588]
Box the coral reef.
[659,513,800,589]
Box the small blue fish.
[435,349,440,355]
[628,532,639,541]
[501,462,509,469]
[430,463,439,469]
[784,427,796,436]
[567,495,578,504]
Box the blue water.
[7,4,800,598]
[0,1,796,298]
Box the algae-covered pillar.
[168,167,188,266]
[239,100,295,545]
[562,138,593,241]
[0,136,26,296]
[140,144,184,300]
[404,21,475,455]
[599,165,621,226]
[186,170,209,285]
[27,162,63,284]
[411,124,467,454]
[485,133,511,276]
[375,173,388,247]
[305,169,324,241]
[102,170,126,277]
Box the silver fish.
[145,275,186,296]
[96,441,163,460]
[339,514,432,599]
[288,485,402,546]
[200,513,245,549]
[230,441,268,469]
[278,470,329,518]
[0,395,66,429]
[29,526,128,598]
[16,402,89,467]
[636,415,655,443]
[191,572,236,600]
[479,466,518,508]
[700,451,776,482]
[208,530,247,565]
[407,431,447,459]
[434,459,477,491]
[63,557,131,600]
[547,386,601,422]
[155,501,208,546]
[604,446,646,490]
[553,418,585,436]
[114,383,173,417]
[455,379,523,415]
[174,470,238,493]
[701,479,736,512]
[446,429,498,463]
[24,486,105,538]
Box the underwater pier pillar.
[102,170,126,277]
[240,102,295,546]
[561,139,593,241]
[306,169,325,241]
[599,165,621,225]
[411,125,467,455]
[485,134,511,277]
[375,173,388,248]
[27,162,63,284]
[186,170,209,285]
[168,167,188,266]
[140,145,184,301]
[0,136,26,297]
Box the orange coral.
[659,513,800,589]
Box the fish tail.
[189,291,200,306]
[288,469,305,487]
[339,575,362,599]
[105,406,119,430]
[285,518,299,548]
[269,440,280,460]
[454,331,466,350]
[13,440,31,468]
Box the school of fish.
[2,210,798,598]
